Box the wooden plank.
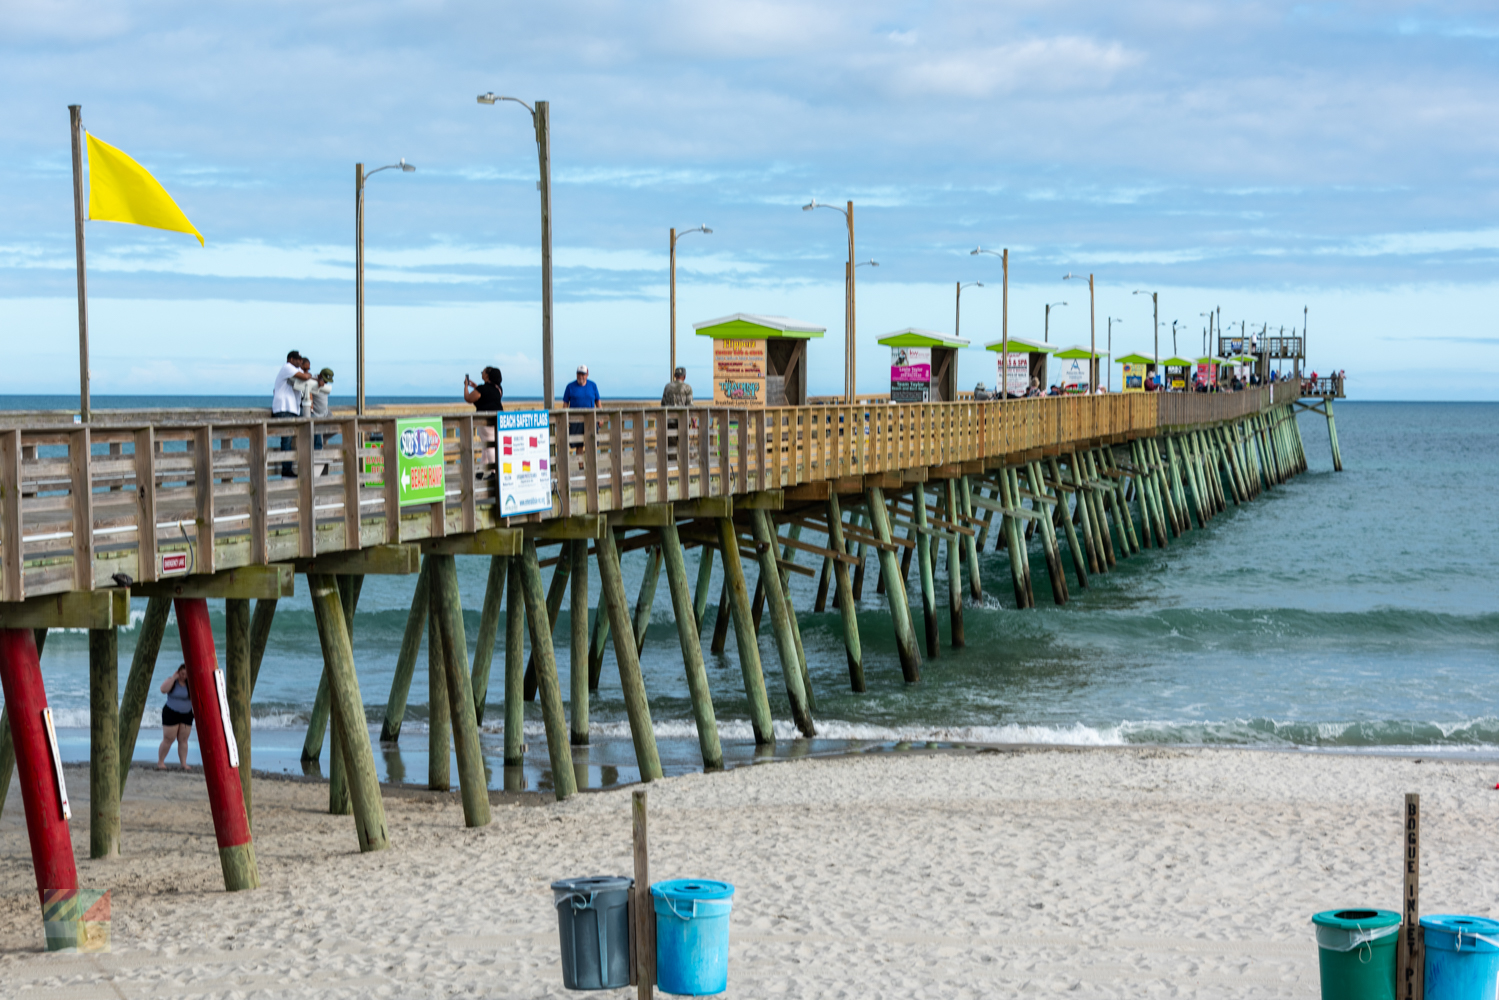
[862,471,901,489]
[381,419,401,542]
[134,564,294,600]
[583,412,599,514]
[71,426,95,589]
[342,420,365,551]
[458,415,476,534]
[1,428,23,601]
[784,482,829,501]
[771,530,857,565]
[246,424,267,566]
[830,475,865,494]
[421,528,524,556]
[901,466,928,482]
[0,589,124,629]
[608,503,673,527]
[524,514,606,539]
[778,557,815,578]
[297,422,316,557]
[737,490,784,510]
[673,496,731,519]
[636,410,652,505]
[1399,792,1423,1000]
[293,543,421,575]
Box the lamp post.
[1107,317,1123,392]
[669,224,712,376]
[478,92,555,408]
[1044,301,1067,344]
[355,159,415,416]
[1199,311,1212,358]
[1132,289,1159,374]
[971,247,1009,395]
[1169,319,1180,357]
[954,281,983,340]
[804,199,857,401]
[1063,272,1096,391]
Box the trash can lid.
[650,878,735,902]
[1420,915,1499,944]
[551,875,634,893]
[1312,908,1401,930]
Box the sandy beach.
[1,747,1496,998]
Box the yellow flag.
[85,133,203,246]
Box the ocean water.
[16,401,1499,792]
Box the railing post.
[2,429,24,601]
[342,419,365,550]
[247,424,267,566]
[70,426,94,590]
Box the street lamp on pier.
[478,91,555,407]
[1044,301,1067,344]
[355,158,415,416]
[1133,289,1159,377]
[803,199,858,401]
[1063,272,1097,392]
[955,282,983,340]
[1107,317,1123,392]
[971,247,1011,395]
[669,224,712,376]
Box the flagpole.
[68,105,90,424]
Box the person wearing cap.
[561,365,600,454]
[310,367,334,418]
[660,367,693,407]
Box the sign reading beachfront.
[891,346,932,402]
[1000,352,1029,397]
[496,410,552,517]
[713,338,766,406]
[396,417,445,507]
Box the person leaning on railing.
[464,366,503,477]
[661,367,692,459]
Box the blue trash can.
[651,879,735,996]
[551,876,633,990]
[1421,915,1499,1000]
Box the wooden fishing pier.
[0,382,1322,946]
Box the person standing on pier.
[156,665,194,770]
[272,350,312,477]
[561,364,600,458]
[661,366,692,459]
[464,367,504,474]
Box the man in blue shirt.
[561,365,599,454]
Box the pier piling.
[864,487,922,682]
[569,540,590,746]
[518,539,577,799]
[825,494,865,691]
[503,557,526,767]
[88,624,119,858]
[118,595,170,793]
[596,529,664,779]
[430,555,492,827]
[380,557,430,743]
[913,482,939,657]
[716,516,775,745]
[660,522,722,769]
[750,508,816,737]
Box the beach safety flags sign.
[85,133,204,245]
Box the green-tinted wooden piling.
[1105,449,1142,555]
[430,554,491,827]
[225,598,253,827]
[942,480,966,645]
[814,555,832,612]
[632,544,663,656]
[776,523,815,712]
[523,553,571,700]
[660,522,722,769]
[248,598,277,694]
[118,594,171,793]
[693,544,715,634]
[588,587,610,690]
[471,555,506,721]
[1325,399,1343,471]
[569,540,589,746]
[380,557,431,742]
[518,540,577,800]
[850,511,869,599]
[307,573,388,852]
[996,469,1030,607]
[427,596,450,791]
[1065,454,1101,575]
[504,557,526,766]
[913,482,939,656]
[328,575,360,816]
[1086,451,1121,565]
[1010,468,1038,605]
[709,578,731,656]
[864,487,923,682]
[1047,457,1089,590]
[960,476,982,600]
[1129,442,1155,548]
[302,670,331,762]
[1027,461,1068,604]
[89,625,119,858]
[824,494,865,691]
[750,509,816,736]
[715,517,775,744]
[596,529,665,779]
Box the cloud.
[890,36,1141,98]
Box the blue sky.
[3,0,1498,400]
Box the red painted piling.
[174,598,260,890]
[0,627,80,949]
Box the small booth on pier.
[1161,356,1194,391]
[983,335,1055,397]
[877,328,968,402]
[1115,352,1159,393]
[1194,355,1229,390]
[693,313,825,406]
[1053,345,1108,394]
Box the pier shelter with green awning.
[878,328,968,402]
[693,313,825,406]
[1052,345,1108,394]
[1115,351,1158,393]
[1160,356,1194,391]
[984,335,1055,396]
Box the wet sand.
[1,747,1497,998]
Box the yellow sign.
[712,338,766,406]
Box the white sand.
[2,747,1497,998]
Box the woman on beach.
[157,665,193,770]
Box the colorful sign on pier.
[495,409,552,517]
[396,417,446,507]
[712,338,767,406]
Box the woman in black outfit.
[464,367,504,411]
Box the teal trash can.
[551,876,633,990]
[1421,915,1499,1000]
[1312,908,1401,1000]
[651,879,735,996]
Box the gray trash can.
[551,876,633,990]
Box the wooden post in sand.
[427,596,450,790]
[88,624,120,858]
[750,508,815,737]
[470,555,507,720]
[716,516,775,745]
[596,529,664,780]
[523,554,571,701]
[632,788,655,998]
[504,557,526,767]
[1399,793,1422,1000]
[430,554,492,828]
[570,540,590,746]
[380,557,431,743]
[518,539,577,800]
[175,598,263,886]
[913,482,939,657]
[306,577,388,852]
[225,598,253,826]
[824,494,864,692]
[117,595,170,794]
[660,522,722,769]
[864,487,922,682]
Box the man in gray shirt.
[661,367,693,406]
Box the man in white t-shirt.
[272,350,311,477]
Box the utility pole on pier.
[69,105,90,423]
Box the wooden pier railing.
[0,385,1292,603]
